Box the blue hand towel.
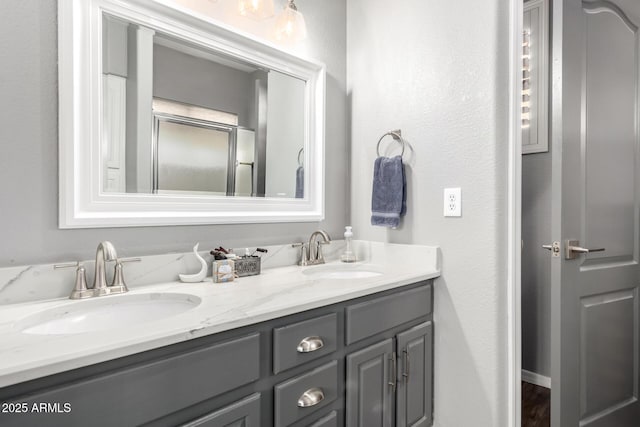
[295,166,304,198]
[371,155,406,228]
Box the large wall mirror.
[59,0,325,228]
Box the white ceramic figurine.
[179,243,208,283]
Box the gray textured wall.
[522,151,552,378]
[347,0,512,425]
[0,0,348,267]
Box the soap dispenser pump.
[341,226,357,263]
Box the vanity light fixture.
[238,0,275,20]
[274,0,307,42]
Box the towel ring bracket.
[376,130,405,157]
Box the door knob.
[542,241,560,257]
[565,239,605,260]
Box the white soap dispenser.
[341,226,357,263]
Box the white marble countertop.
[0,241,440,388]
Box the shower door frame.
[151,112,239,196]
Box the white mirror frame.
[58,0,326,228]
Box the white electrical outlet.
[444,188,462,217]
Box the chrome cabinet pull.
[565,239,605,260]
[297,336,324,353]
[297,387,325,407]
[403,349,410,381]
[389,352,397,391]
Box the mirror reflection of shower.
[101,12,306,199]
[152,98,256,197]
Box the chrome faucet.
[54,241,140,299]
[93,241,118,296]
[308,230,331,263]
[292,230,331,266]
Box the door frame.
[508,0,524,426]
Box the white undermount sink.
[302,264,383,280]
[18,292,202,335]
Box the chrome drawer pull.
[297,387,325,408]
[297,336,324,353]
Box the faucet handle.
[110,258,141,294]
[315,241,331,263]
[54,262,81,269]
[55,262,93,300]
[292,242,309,266]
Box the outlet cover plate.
[444,188,462,217]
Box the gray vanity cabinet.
[343,284,433,427]
[274,361,338,427]
[310,411,338,427]
[0,281,434,427]
[396,322,433,427]
[345,322,434,427]
[0,333,262,427]
[273,313,338,374]
[182,393,261,427]
[346,339,396,427]
[345,286,431,346]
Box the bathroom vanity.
[0,242,439,427]
[1,282,433,427]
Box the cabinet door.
[396,322,433,427]
[181,393,260,427]
[346,338,395,427]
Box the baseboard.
[522,369,551,389]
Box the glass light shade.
[238,0,275,20]
[274,2,307,42]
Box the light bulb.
[238,0,274,20]
[274,0,307,42]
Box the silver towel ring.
[297,147,304,167]
[376,130,405,157]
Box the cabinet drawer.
[182,393,261,427]
[346,284,431,344]
[274,361,338,427]
[1,334,261,427]
[273,313,338,373]
[310,411,338,427]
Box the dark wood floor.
[522,381,551,427]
